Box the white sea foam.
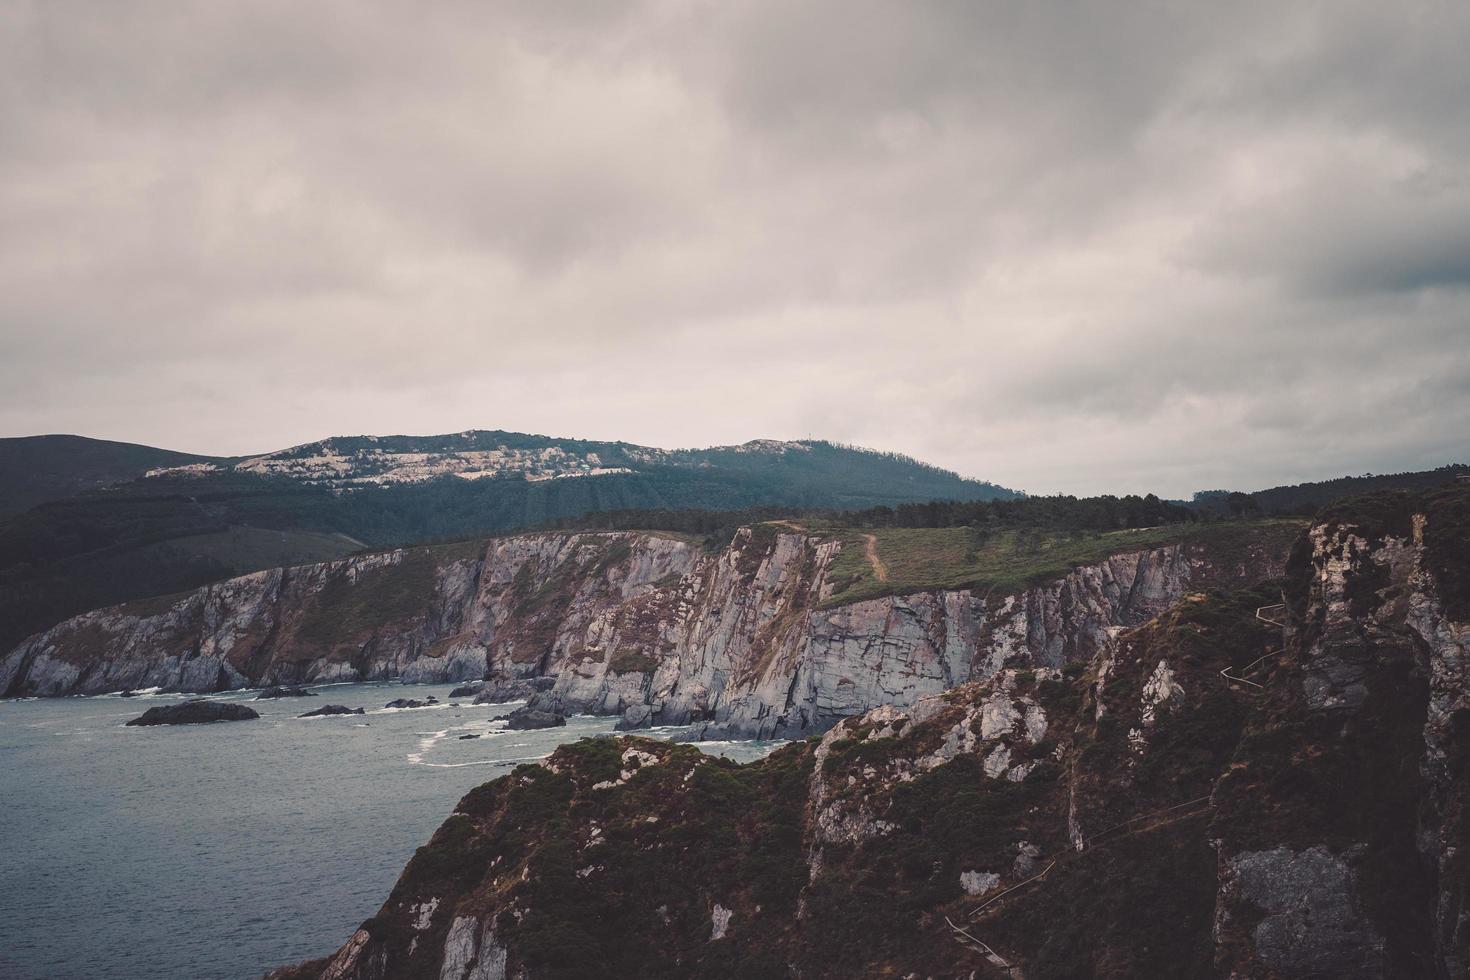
[410,753,550,770]
[406,728,451,764]
[370,701,460,715]
[405,721,519,766]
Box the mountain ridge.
[3,430,1016,497]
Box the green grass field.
[816,519,1304,607]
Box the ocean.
[0,683,778,979]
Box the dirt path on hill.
[863,533,889,582]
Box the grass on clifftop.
[818,518,1303,607]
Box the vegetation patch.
[475,737,815,980]
[117,587,197,618]
[425,537,489,563]
[1422,486,1470,620]
[295,549,437,646]
[734,523,783,577]
[50,620,122,666]
[820,520,1302,607]
[650,570,686,590]
[607,648,659,674]
[982,811,1220,978]
[589,536,634,576]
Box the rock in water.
[299,704,365,718]
[125,700,259,726]
[384,697,437,709]
[256,686,316,699]
[449,681,485,698]
[616,704,653,730]
[501,706,566,730]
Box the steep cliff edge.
[1,521,1292,740]
[267,487,1469,979]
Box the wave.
[406,720,518,766]
[410,752,551,770]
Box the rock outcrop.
[3,524,1291,739]
[267,487,1470,979]
[125,700,260,726]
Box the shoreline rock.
[615,704,653,730]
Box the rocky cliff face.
[0,543,490,698]
[2,523,1287,740]
[265,487,1470,980]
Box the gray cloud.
[1,0,1467,497]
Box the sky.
[2,1,1467,498]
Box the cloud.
[0,0,1466,497]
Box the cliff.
[266,486,1470,979]
[1,521,1293,740]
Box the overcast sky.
[2,2,1467,496]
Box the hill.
[140,430,1015,503]
[0,434,221,517]
[1191,462,1468,516]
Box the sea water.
[0,683,779,979]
